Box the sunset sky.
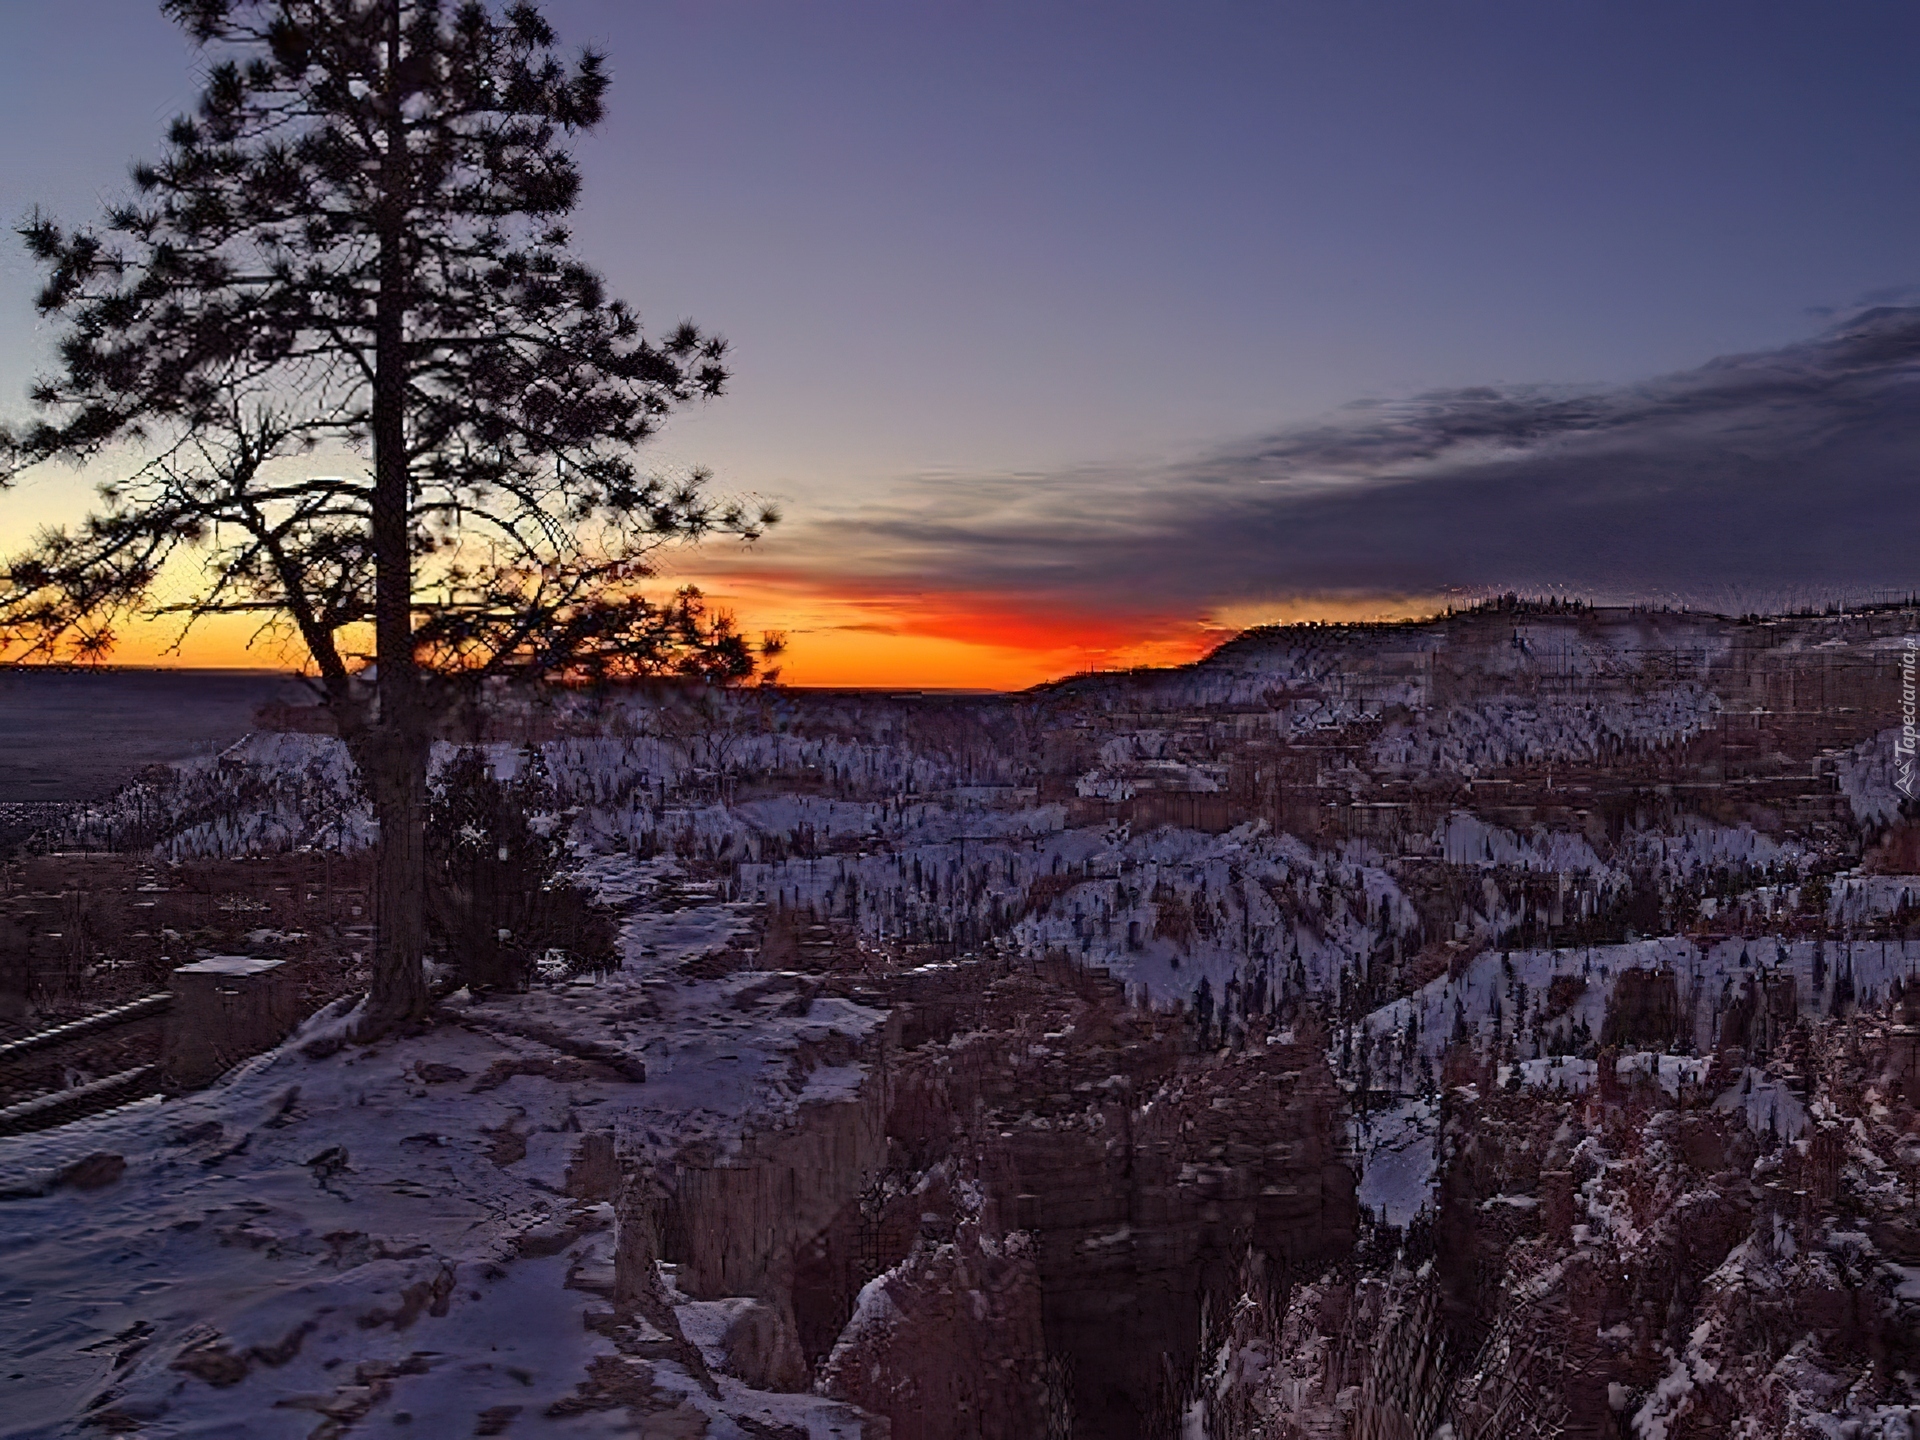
[4,3,1920,687]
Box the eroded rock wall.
[631,951,1358,1439]
[1196,999,1920,1439]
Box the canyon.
[3,600,1918,1438]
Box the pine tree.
[0,1,775,1030]
[424,744,613,992]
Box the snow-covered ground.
[0,858,887,1439]
[735,817,1418,1011]
[1351,1097,1438,1227]
[1358,935,1920,1084]
[1839,727,1911,826]
[1371,686,1724,777]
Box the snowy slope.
[0,862,886,1439]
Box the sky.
[2,2,1919,687]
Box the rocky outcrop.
[862,961,1356,1438]
[1598,965,1683,1050]
[1716,967,1801,1066]
[1199,1000,1920,1438]
[818,1167,1050,1440]
[664,1032,894,1304]
[717,1299,809,1392]
[999,1030,1355,1438]
[615,952,1358,1439]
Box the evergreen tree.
[0,0,774,1030]
[425,744,614,991]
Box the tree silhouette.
[424,744,616,993]
[0,0,775,1031]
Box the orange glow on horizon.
[683,569,1224,688]
[40,613,315,672]
[40,580,1450,691]
[2,464,1450,688]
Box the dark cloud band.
[808,307,1920,615]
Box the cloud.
[769,306,1920,619]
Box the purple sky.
[3,1,1919,659]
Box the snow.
[1829,874,1920,926]
[1372,686,1723,777]
[1839,728,1911,826]
[0,859,888,1438]
[173,955,281,977]
[1500,1056,1599,1092]
[1618,816,1807,881]
[1442,813,1605,872]
[967,821,1417,1008]
[1351,1098,1438,1227]
[1357,936,1920,1097]
[1631,1353,1698,1440]
[20,604,1920,1437]
[1617,1052,1713,1097]
[1714,1069,1811,1142]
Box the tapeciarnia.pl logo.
[1899,635,1918,800]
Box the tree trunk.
[363,0,428,1032]
[361,730,430,1027]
